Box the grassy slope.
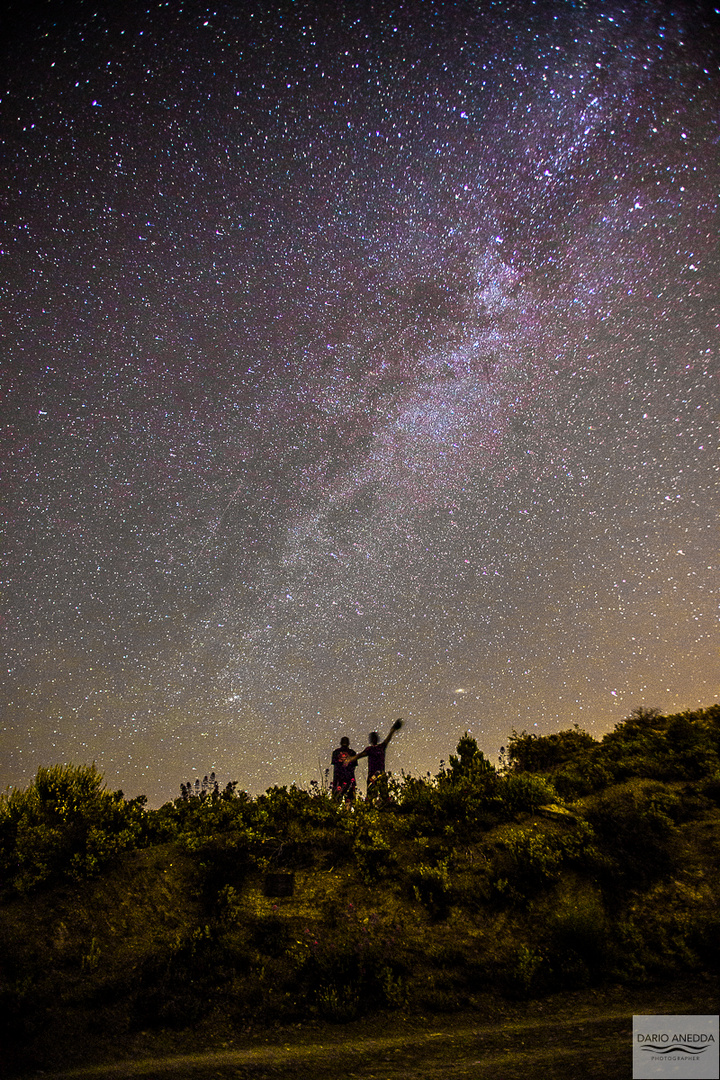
[2,775,719,1077]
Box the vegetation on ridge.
[1,704,719,1074]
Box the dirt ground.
[39,978,718,1080]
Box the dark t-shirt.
[331,747,357,790]
[365,743,386,778]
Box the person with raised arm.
[349,718,403,795]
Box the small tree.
[446,733,495,781]
[0,763,147,892]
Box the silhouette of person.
[331,736,358,802]
[349,718,403,793]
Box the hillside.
[1,705,719,1076]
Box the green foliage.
[585,782,680,889]
[551,758,613,799]
[543,888,610,987]
[410,859,453,918]
[249,912,293,958]
[0,764,147,893]
[698,771,720,805]
[506,725,597,774]
[364,770,396,807]
[434,774,501,830]
[149,785,252,843]
[500,944,546,999]
[138,923,236,1027]
[496,772,559,815]
[289,904,408,1021]
[600,705,720,782]
[504,707,720,794]
[421,734,498,829]
[504,725,610,798]
[490,819,597,904]
[2,707,719,1067]
[686,908,720,968]
[396,735,557,833]
[396,773,440,818]
[351,823,396,884]
[447,732,495,780]
[253,784,341,834]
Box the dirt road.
[38,981,718,1080]
[35,1012,652,1079]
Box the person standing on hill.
[331,736,358,802]
[349,718,403,793]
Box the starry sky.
[1,0,718,805]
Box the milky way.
[2,1,718,803]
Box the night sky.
[2,0,718,806]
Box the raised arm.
[381,717,403,748]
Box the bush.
[490,820,596,904]
[397,773,439,819]
[137,923,241,1027]
[505,707,720,790]
[544,888,610,987]
[505,725,597,774]
[446,733,496,781]
[500,944,546,999]
[253,785,340,834]
[496,773,558,815]
[0,764,147,893]
[410,859,453,918]
[290,905,408,1021]
[352,824,396,884]
[149,786,252,843]
[585,782,679,890]
[698,772,720,805]
[396,744,501,833]
[600,706,720,782]
[551,759,613,798]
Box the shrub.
[0,764,146,893]
[687,908,720,968]
[500,944,546,999]
[600,706,720,782]
[149,786,252,843]
[490,820,596,904]
[249,912,292,958]
[253,784,340,834]
[398,745,501,833]
[505,725,597,774]
[698,772,720,805]
[446,733,495,781]
[551,759,613,798]
[397,773,439,819]
[352,824,396,884]
[544,888,610,987]
[410,859,453,918]
[497,772,558,815]
[137,924,235,1027]
[290,905,408,1021]
[585,782,679,889]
